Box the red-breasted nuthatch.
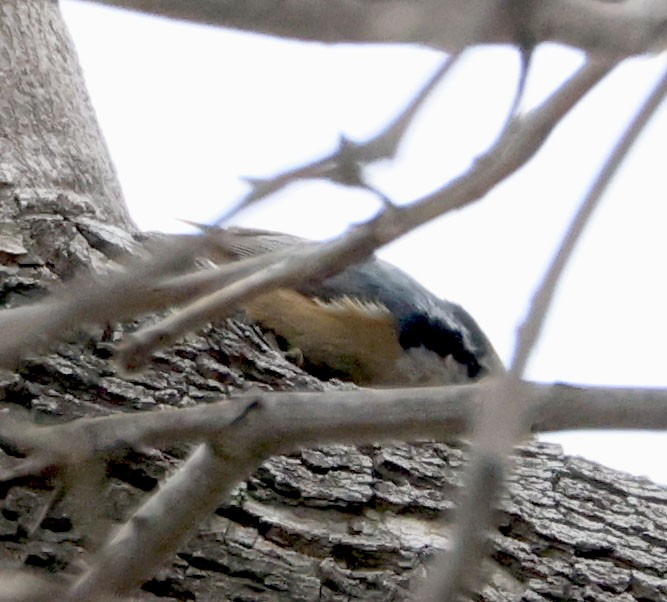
[195,225,503,387]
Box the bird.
[190,223,503,387]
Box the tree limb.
[8,379,647,599]
[3,380,667,488]
[428,56,667,602]
[81,0,667,57]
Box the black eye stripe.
[398,313,482,378]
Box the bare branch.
[226,55,611,223]
[0,379,653,599]
[513,63,667,375]
[3,381,667,490]
[116,58,613,372]
[0,234,296,368]
[227,53,462,218]
[66,440,265,601]
[405,58,616,227]
[79,0,502,50]
[419,448,506,601]
[534,0,667,56]
[418,377,522,601]
[422,55,667,602]
[418,56,621,600]
[81,0,667,56]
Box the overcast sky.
[62,1,667,484]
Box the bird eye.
[398,313,482,378]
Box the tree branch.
[513,62,667,376]
[3,381,667,489]
[421,57,667,601]
[116,58,613,371]
[0,236,295,368]
[1,380,651,599]
[81,0,667,56]
[79,0,503,50]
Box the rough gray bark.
[1,210,666,601]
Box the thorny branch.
[225,53,462,217]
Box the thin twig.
[513,62,667,375]
[419,56,621,602]
[220,53,461,221]
[0,236,296,369]
[426,53,667,602]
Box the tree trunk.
[0,3,666,602]
[0,0,132,230]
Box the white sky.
[62,1,667,484]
